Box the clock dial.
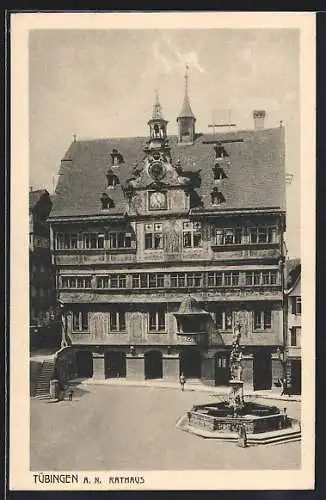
[148,161,166,181]
[149,191,167,210]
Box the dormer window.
[214,145,229,160]
[100,193,114,210]
[213,165,227,183]
[110,149,124,167]
[106,171,120,189]
[211,188,225,205]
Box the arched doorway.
[105,351,126,378]
[144,351,163,380]
[75,350,93,378]
[253,349,272,390]
[214,352,230,386]
[179,348,201,379]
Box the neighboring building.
[29,189,58,346]
[285,260,301,394]
[49,73,286,390]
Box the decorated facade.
[49,73,286,389]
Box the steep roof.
[177,93,196,120]
[29,189,50,211]
[50,127,285,218]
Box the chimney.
[253,110,266,130]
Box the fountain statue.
[227,323,245,416]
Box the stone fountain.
[176,324,301,445]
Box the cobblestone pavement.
[30,385,301,471]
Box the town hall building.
[49,72,286,390]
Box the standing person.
[237,424,248,448]
[179,373,186,392]
[280,377,288,396]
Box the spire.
[177,64,196,120]
[152,90,164,120]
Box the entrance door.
[105,351,126,378]
[144,351,163,379]
[76,350,93,378]
[290,360,301,394]
[253,350,272,390]
[215,352,230,386]
[179,348,201,379]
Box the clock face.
[148,161,166,181]
[149,191,167,210]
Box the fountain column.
[228,323,245,415]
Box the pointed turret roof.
[177,66,196,120]
[151,91,165,121]
[174,296,209,316]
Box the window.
[215,310,233,330]
[213,165,227,181]
[211,190,226,205]
[72,311,89,332]
[224,272,239,286]
[109,231,132,249]
[183,221,202,248]
[62,276,92,288]
[254,310,272,330]
[100,193,114,209]
[290,327,301,347]
[245,271,278,286]
[109,310,126,332]
[291,297,301,315]
[144,223,163,250]
[249,226,275,244]
[207,272,239,287]
[82,233,105,249]
[106,172,120,188]
[149,306,166,332]
[170,272,202,288]
[132,273,165,289]
[97,274,126,289]
[56,233,78,250]
[215,228,242,246]
[208,272,223,287]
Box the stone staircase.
[31,359,55,398]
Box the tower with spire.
[146,91,169,152]
[177,65,196,144]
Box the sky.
[29,28,300,257]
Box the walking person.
[179,373,186,392]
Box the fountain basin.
[177,399,301,445]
